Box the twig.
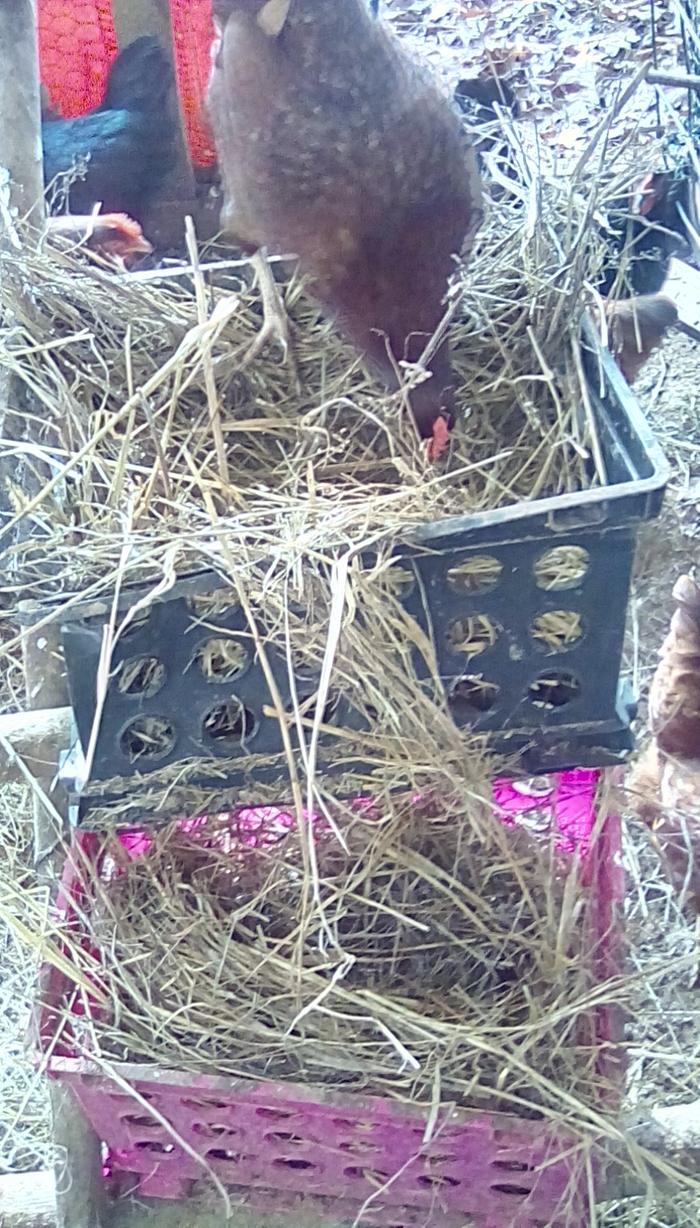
[648,68,700,90]
[185,216,230,488]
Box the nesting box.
[51,322,667,824]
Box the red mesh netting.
[37,0,216,168]
[170,0,217,167]
[38,0,118,118]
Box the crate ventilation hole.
[446,614,501,657]
[193,637,250,682]
[120,716,175,764]
[447,555,504,594]
[203,700,257,746]
[533,545,589,590]
[94,541,594,775]
[531,610,583,652]
[449,676,500,714]
[117,656,166,698]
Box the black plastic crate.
[50,317,667,822]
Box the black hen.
[600,167,694,297]
[42,37,176,223]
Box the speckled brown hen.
[629,575,700,910]
[207,0,481,450]
[605,294,678,384]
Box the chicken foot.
[241,248,299,386]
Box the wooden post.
[110,0,199,246]
[0,706,73,785]
[0,1171,57,1228]
[1,1171,318,1228]
[0,11,97,1225]
[0,0,45,543]
[647,68,700,90]
[0,0,44,222]
[21,615,107,1228]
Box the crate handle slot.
[546,503,609,532]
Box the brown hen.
[629,575,700,910]
[207,0,482,446]
[605,294,678,384]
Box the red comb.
[97,213,153,255]
[632,173,661,218]
[426,415,450,462]
[100,212,146,240]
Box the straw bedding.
[0,161,607,606]
[45,790,614,1122]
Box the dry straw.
[0,117,625,818]
[41,794,605,1114]
[0,125,633,824]
[0,141,621,607]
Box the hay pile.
[0,146,625,814]
[0,156,611,606]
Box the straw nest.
[39,785,619,1126]
[0,138,626,816]
[0,144,617,609]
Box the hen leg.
[241,248,298,385]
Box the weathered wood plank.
[0,0,46,538]
[648,68,700,91]
[0,1171,56,1228]
[21,619,106,1228]
[0,0,44,221]
[0,706,72,785]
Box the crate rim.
[43,1053,566,1135]
[406,460,667,545]
[407,317,669,547]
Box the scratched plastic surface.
[39,770,622,1227]
[38,0,216,166]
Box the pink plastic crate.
[37,770,624,1228]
